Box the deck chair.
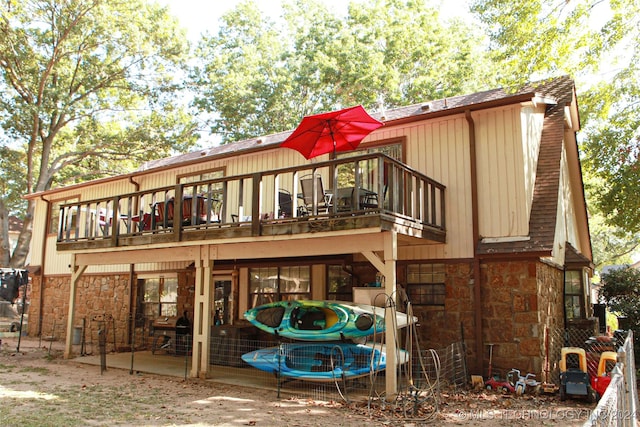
[300,175,332,214]
[153,200,173,228]
[278,189,293,218]
[181,195,209,225]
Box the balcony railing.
[56,154,446,250]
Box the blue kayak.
[241,342,409,382]
[244,300,414,341]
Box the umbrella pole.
[332,142,337,213]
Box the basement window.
[139,275,178,318]
[406,263,446,306]
[249,266,310,309]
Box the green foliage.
[0,0,198,265]
[192,0,498,144]
[599,265,640,326]
[191,1,297,142]
[0,145,27,215]
[582,73,640,235]
[470,0,607,86]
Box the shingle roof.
[565,242,593,268]
[140,76,576,171]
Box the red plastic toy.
[591,351,616,400]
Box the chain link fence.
[584,330,638,427]
[543,326,626,386]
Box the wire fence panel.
[584,330,638,427]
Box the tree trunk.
[10,198,36,268]
[0,200,10,266]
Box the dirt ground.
[0,336,595,426]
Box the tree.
[192,0,498,144]
[330,0,497,108]
[599,265,640,359]
[0,0,198,267]
[191,1,298,143]
[581,74,640,236]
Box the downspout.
[128,177,140,344]
[465,110,483,374]
[38,195,49,337]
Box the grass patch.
[18,366,50,375]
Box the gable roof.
[140,76,577,172]
[476,78,588,262]
[25,76,578,202]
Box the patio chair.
[300,175,332,214]
[278,189,293,218]
[153,200,171,228]
[181,195,212,225]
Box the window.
[336,143,403,189]
[406,263,446,306]
[179,169,224,184]
[49,197,79,235]
[249,266,310,308]
[327,265,353,301]
[179,170,224,196]
[565,270,584,320]
[139,276,178,318]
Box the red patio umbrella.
[281,105,384,159]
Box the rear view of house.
[25,76,592,395]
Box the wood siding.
[365,115,474,259]
[473,105,545,239]
[34,101,581,271]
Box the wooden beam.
[192,246,213,378]
[73,233,386,266]
[361,250,384,273]
[383,231,398,398]
[75,246,197,266]
[64,256,87,359]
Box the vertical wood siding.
[36,103,555,269]
[473,105,538,238]
[366,114,474,259]
[521,105,546,216]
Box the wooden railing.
[57,154,446,248]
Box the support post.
[64,256,87,359]
[192,246,214,378]
[383,231,398,397]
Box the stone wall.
[537,262,565,382]
[27,259,565,379]
[480,260,563,380]
[27,275,41,336]
[29,272,196,347]
[30,274,132,345]
[410,262,477,369]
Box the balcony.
[56,154,446,252]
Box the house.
[24,76,592,395]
